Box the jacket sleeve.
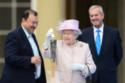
[4,32,33,69]
[81,44,96,78]
[113,29,123,66]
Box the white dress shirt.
[22,27,41,79]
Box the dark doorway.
[66,0,118,30]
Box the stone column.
[35,0,65,47]
[118,0,125,83]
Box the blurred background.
[0,0,125,83]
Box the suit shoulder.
[79,27,91,35]
[6,27,20,39]
[79,27,92,36]
[105,25,118,32]
[78,27,92,41]
[82,27,92,32]
[105,27,120,38]
[9,27,19,34]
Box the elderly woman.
[44,19,96,83]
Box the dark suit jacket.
[1,27,46,83]
[78,25,123,83]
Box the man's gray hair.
[89,5,104,15]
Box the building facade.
[0,0,125,83]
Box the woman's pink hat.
[58,19,81,35]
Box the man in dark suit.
[1,9,46,83]
[78,5,123,83]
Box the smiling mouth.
[92,19,99,22]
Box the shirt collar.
[22,26,32,38]
[93,23,104,33]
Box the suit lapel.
[18,27,33,55]
[89,28,98,56]
[32,33,44,63]
[32,34,42,56]
[99,26,107,56]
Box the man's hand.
[31,56,41,64]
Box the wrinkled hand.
[71,63,85,71]
[31,56,41,64]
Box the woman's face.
[62,29,77,45]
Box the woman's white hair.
[73,30,80,38]
[61,30,79,39]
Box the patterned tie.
[95,29,101,55]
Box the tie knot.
[96,29,101,33]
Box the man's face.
[89,8,104,28]
[23,14,38,33]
